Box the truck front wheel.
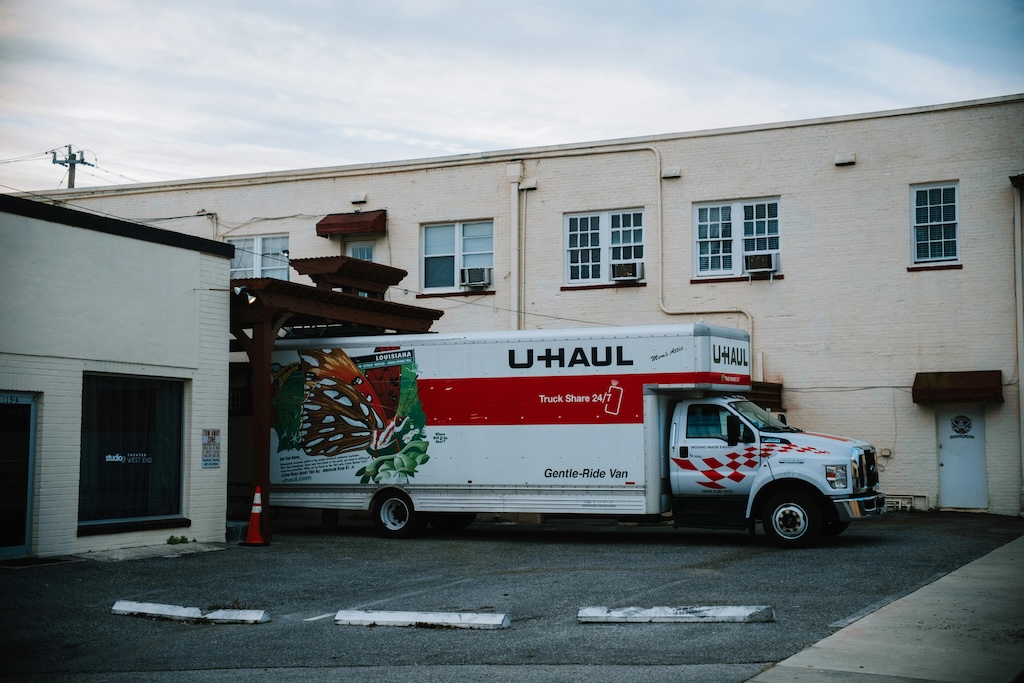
[372,490,425,539]
[762,491,822,549]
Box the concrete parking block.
[204,609,271,624]
[335,609,511,629]
[111,600,203,621]
[578,605,775,623]
[112,600,270,624]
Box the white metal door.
[936,405,988,509]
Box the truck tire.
[762,491,822,549]
[428,512,477,532]
[372,490,425,539]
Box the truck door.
[670,403,759,496]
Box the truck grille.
[858,449,879,490]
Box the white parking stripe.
[303,612,336,621]
[348,577,475,610]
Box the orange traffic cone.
[240,486,269,546]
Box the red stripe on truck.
[418,372,749,426]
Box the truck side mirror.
[778,413,788,425]
[726,415,741,447]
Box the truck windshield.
[731,401,800,432]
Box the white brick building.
[43,94,1024,517]
[0,195,233,557]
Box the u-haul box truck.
[269,324,884,548]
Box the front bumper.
[833,492,886,521]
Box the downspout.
[507,162,523,330]
[1011,175,1024,515]
[654,159,757,380]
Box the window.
[565,210,644,284]
[912,184,958,263]
[686,404,753,442]
[346,240,375,262]
[686,404,731,439]
[226,235,289,280]
[79,375,184,524]
[694,199,779,278]
[422,221,493,290]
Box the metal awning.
[315,210,387,237]
[912,371,1003,403]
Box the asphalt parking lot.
[1,510,1022,682]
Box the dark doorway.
[0,394,35,556]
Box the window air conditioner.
[744,253,778,273]
[460,267,492,288]
[610,262,644,281]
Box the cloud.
[2,0,1022,192]
[811,39,1016,103]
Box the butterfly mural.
[271,347,431,484]
[296,348,391,457]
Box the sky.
[1,0,1022,193]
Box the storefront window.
[79,375,183,524]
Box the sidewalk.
[750,534,1024,683]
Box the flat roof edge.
[0,194,234,259]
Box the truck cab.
[669,396,885,548]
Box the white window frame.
[911,183,959,264]
[693,199,780,278]
[346,240,375,262]
[564,209,645,285]
[421,220,494,291]
[226,235,290,280]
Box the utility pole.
[51,145,94,188]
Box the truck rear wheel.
[372,490,425,539]
[762,491,822,549]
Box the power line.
[91,164,141,183]
[77,165,143,185]
[0,151,52,165]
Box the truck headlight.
[825,465,848,489]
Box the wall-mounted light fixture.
[351,192,367,204]
[520,177,538,190]
[661,166,682,179]
[232,286,257,305]
[835,153,856,167]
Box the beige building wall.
[0,203,231,555]
[52,95,1024,516]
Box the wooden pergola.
[229,256,442,540]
